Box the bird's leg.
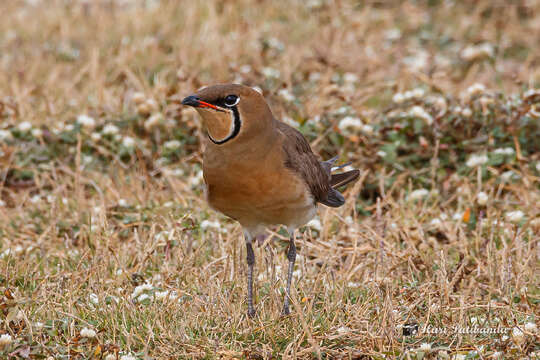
[245,232,256,318]
[282,229,296,315]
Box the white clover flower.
[376,150,387,157]
[437,350,449,359]
[412,88,425,98]
[403,50,429,72]
[89,293,99,305]
[31,128,43,137]
[453,212,463,221]
[164,168,184,177]
[105,354,116,360]
[118,199,128,207]
[338,116,363,134]
[137,293,150,302]
[164,140,181,150]
[461,43,494,61]
[306,218,322,231]
[120,355,136,360]
[0,129,12,141]
[308,72,321,82]
[282,116,298,128]
[476,192,488,206]
[65,124,74,131]
[512,327,525,343]
[102,124,119,135]
[434,96,447,110]
[200,220,221,231]
[154,290,177,301]
[461,107,472,118]
[506,210,524,224]
[77,114,96,129]
[154,291,168,300]
[409,188,429,201]
[267,37,284,51]
[452,106,463,115]
[30,195,41,204]
[122,136,135,148]
[80,327,96,338]
[343,73,358,83]
[18,121,32,132]
[0,334,13,347]
[90,132,102,141]
[137,99,158,115]
[278,89,295,102]
[419,343,431,351]
[144,113,162,131]
[132,92,146,105]
[523,88,540,98]
[403,90,414,100]
[464,83,486,98]
[466,154,488,167]
[361,124,374,135]
[189,170,204,187]
[131,282,153,299]
[501,170,517,182]
[410,106,433,125]
[525,322,537,332]
[334,106,349,115]
[392,92,405,104]
[493,147,514,155]
[430,218,442,226]
[261,67,280,78]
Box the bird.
[181,83,359,317]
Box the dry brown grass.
[0,0,539,359]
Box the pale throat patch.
[197,108,236,143]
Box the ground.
[0,0,539,359]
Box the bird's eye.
[224,95,239,107]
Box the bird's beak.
[181,95,220,111]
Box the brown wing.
[277,122,346,207]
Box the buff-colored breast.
[202,141,316,234]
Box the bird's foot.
[281,305,291,316]
[247,308,256,318]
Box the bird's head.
[181,84,273,145]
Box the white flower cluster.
[408,188,429,201]
[461,43,494,61]
[338,116,373,135]
[76,114,96,130]
[466,154,488,168]
[392,88,425,104]
[410,105,433,125]
[492,147,514,156]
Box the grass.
[0,0,539,358]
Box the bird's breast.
[202,150,316,230]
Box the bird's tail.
[319,157,360,208]
[320,156,360,189]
